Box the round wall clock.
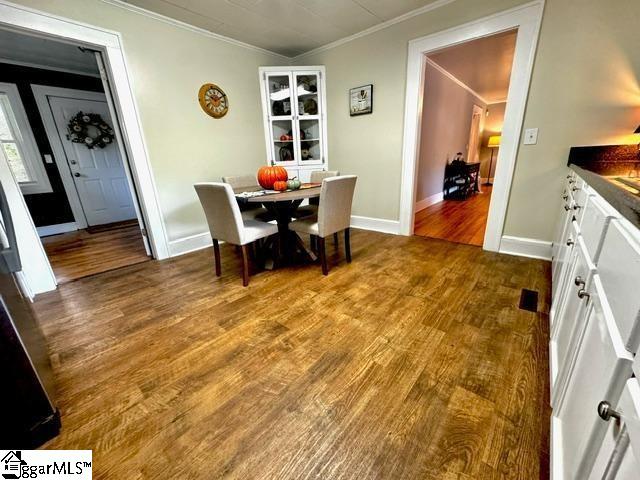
[198,83,229,118]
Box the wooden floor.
[34,229,551,479]
[42,224,149,283]
[414,186,492,246]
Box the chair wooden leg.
[318,237,328,276]
[241,244,250,286]
[344,228,351,263]
[333,232,339,246]
[213,239,221,276]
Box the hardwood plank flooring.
[33,229,551,479]
[41,224,149,284]
[414,186,492,246]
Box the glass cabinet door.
[266,72,293,118]
[265,73,297,165]
[269,119,297,166]
[293,72,323,165]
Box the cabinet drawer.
[579,193,618,263]
[597,219,640,353]
[550,235,595,403]
[589,378,640,479]
[552,220,580,321]
[553,275,633,479]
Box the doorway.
[0,28,149,284]
[412,30,516,246]
[399,2,544,252]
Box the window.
[0,83,51,195]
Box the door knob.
[598,401,621,422]
[73,172,81,177]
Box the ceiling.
[0,28,99,76]
[121,0,443,57]
[427,29,517,103]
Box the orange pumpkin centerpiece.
[257,166,288,190]
[273,180,288,191]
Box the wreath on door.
[67,111,115,149]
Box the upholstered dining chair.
[221,174,272,221]
[194,182,278,286]
[289,175,357,275]
[294,170,340,218]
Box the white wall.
[4,0,286,246]
[416,61,486,202]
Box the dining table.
[234,184,321,268]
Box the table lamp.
[484,135,501,186]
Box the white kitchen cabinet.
[580,193,619,263]
[553,276,633,479]
[552,219,579,323]
[550,234,596,405]
[597,219,640,354]
[588,378,640,479]
[259,66,328,181]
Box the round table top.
[234,185,321,203]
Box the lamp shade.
[487,135,501,148]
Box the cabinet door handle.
[574,276,585,287]
[577,289,590,300]
[598,401,621,422]
[566,239,575,246]
[562,194,569,200]
[573,204,581,210]
[564,205,570,211]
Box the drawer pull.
[573,204,581,210]
[571,186,579,192]
[574,276,585,287]
[598,401,621,422]
[562,194,569,200]
[566,239,575,246]
[577,289,590,300]
[564,205,570,211]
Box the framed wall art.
[349,84,373,116]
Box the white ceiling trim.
[100,0,290,59]
[0,57,101,77]
[425,57,489,104]
[292,0,456,60]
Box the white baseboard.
[499,235,552,261]
[168,215,400,257]
[168,231,213,257]
[350,215,400,234]
[37,222,78,237]
[415,192,443,211]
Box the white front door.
[47,95,136,226]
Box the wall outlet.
[523,128,538,145]
[44,154,54,164]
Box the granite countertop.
[568,145,640,229]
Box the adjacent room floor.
[34,229,550,479]
[41,221,149,283]
[414,186,492,247]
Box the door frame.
[398,1,545,251]
[31,86,112,230]
[0,2,170,280]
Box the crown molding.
[100,0,289,60]
[293,0,456,60]
[425,57,490,104]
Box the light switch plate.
[523,128,538,145]
[44,154,53,164]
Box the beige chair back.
[317,175,357,237]
[309,170,339,206]
[221,174,259,190]
[310,170,339,183]
[194,183,244,245]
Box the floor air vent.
[519,289,539,312]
